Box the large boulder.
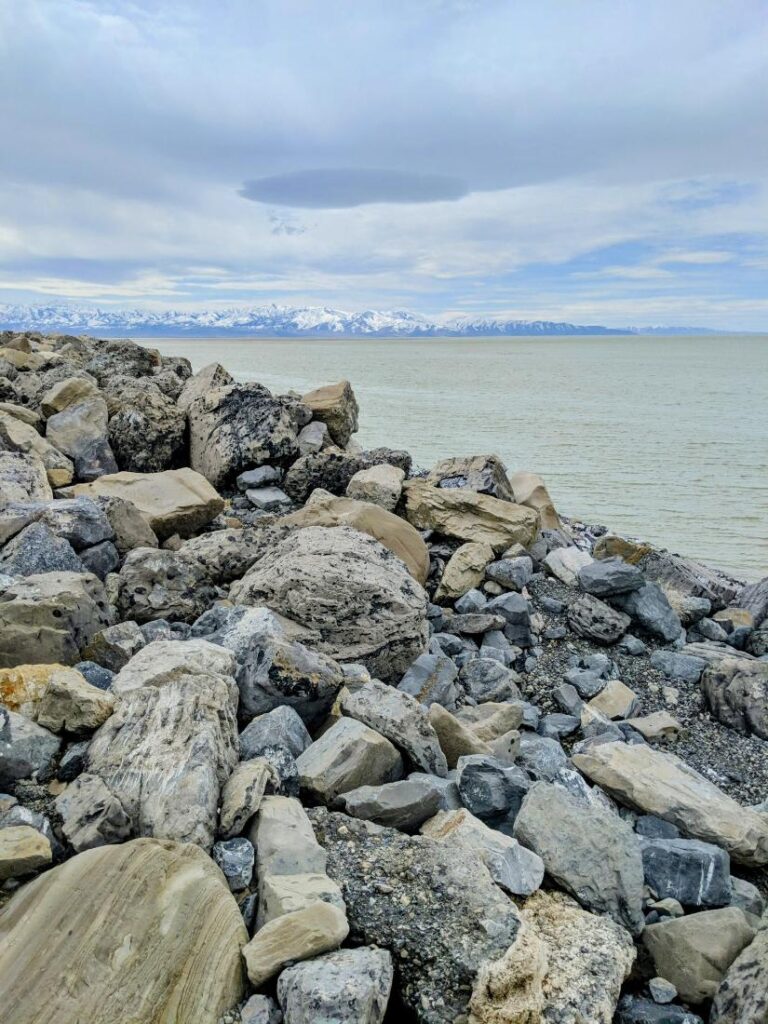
[738,575,768,627]
[701,658,768,740]
[107,378,185,473]
[84,338,162,382]
[283,447,412,504]
[640,549,740,613]
[188,383,299,487]
[45,396,118,481]
[177,362,234,412]
[346,463,404,511]
[512,781,645,935]
[87,656,239,850]
[230,526,428,682]
[425,454,513,501]
[283,490,430,583]
[568,593,631,644]
[0,571,113,667]
[0,451,52,502]
[116,547,218,624]
[509,470,562,530]
[0,521,84,577]
[711,925,768,1024]
[573,741,768,866]
[296,717,404,802]
[63,468,224,539]
[301,380,359,447]
[0,707,61,787]
[402,480,538,552]
[309,808,541,1024]
[0,840,246,1023]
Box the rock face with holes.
[0,838,247,1024]
[230,526,428,682]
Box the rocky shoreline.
[0,329,766,1024]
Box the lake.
[142,334,768,580]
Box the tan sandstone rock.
[428,703,493,768]
[0,411,73,487]
[0,838,247,1023]
[509,471,563,531]
[40,376,100,417]
[35,668,115,734]
[573,741,768,865]
[302,380,359,447]
[403,479,538,552]
[0,825,52,881]
[242,902,349,988]
[346,463,405,511]
[63,468,224,539]
[435,541,496,602]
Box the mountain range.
[0,303,722,338]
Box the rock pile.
[0,329,766,1024]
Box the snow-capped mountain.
[0,303,723,337]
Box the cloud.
[240,169,469,208]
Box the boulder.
[509,470,562,530]
[520,889,636,1024]
[641,837,732,907]
[339,777,441,832]
[0,521,84,576]
[738,575,768,627]
[229,526,428,682]
[573,741,768,866]
[87,665,239,850]
[0,824,51,880]
[711,925,768,1024]
[277,946,393,1024]
[0,707,61,786]
[434,541,495,602]
[578,556,644,597]
[422,808,544,896]
[283,490,429,583]
[296,717,403,802]
[403,479,538,551]
[34,666,115,734]
[116,547,218,624]
[340,680,448,776]
[63,468,224,539]
[0,838,247,1024]
[640,549,740,613]
[0,451,52,502]
[643,908,756,1004]
[614,582,683,643]
[701,658,768,740]
[428,704,492,767]
[83,619,146,672]
[239,705,312,762]
[177,361,234,412]
[45,396,118,480]
[457,754,530,820]
[486,555,533,591]
[0,571,113,667]
[425,454,513,501]
[568,592,631,644]
[40,375,99,416]
[189,382,299,487]
[283,446,412,503]
[85,338,162,383]
[513,780,646,934]
[399,651,458,708]
[459,659,522,703]
[544,546,593,585]
[95,493,159,553]
[107,379,185,473]
[0,411,73,486]
[302,380,359,447]
[242,902,349,988]
[346,463,405,510]
[54,772,131,851]
[310,808,537,1024]
[296,418,331,455]
[219,759,273,838]
[111,638,237,694]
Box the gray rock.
[454,588,487,614]
[0,521,84,576]
[618,634,649,656]
[116,548,218,624]
[188,382,299,488]
[485,591,533,646]
[636,815,680,840]
[738,574,768,626]
[701,658,768,739]
[239,706,312,761]
[641,837,732,907]
[513,781,645,935]
[283,448,411,504]
[554,683,584,716]
[296,717,404,803]
[83,619,146,672]
[213,837,254,891]
[246,486,292,512]
[46,396,118,480]
[564,666,605,698]
[516,733,568,781]
[277,946,393,1024]
[614,582,683,643]
[34,496,114,550]
[57,738,90,781]
[650,650,707,683]
[107,379,185,473]
[649,977,678,1004]
[710,920,768,1023]
[568,593,631,644]
[241,994,282,1024]
[176,361,234,412]
[54,773,131,851]
[458,658,522,703]
[0,451,52,502]
[0,708,61,787]
[728,876,765,918]
[616,995,703,1023]
[309,807,525,1024]
[485,556,533,591]
[78,539,120,579]
[338,777,442,831]
[398,651,458,708]
[539,713,580,739]
[73,661,114,690]
[408,772,461,811]
[296,419,330,456]
[640,549,740,612]
[426,453,513,500]
[236,466,282,491]
[339,680,447,777]
[578,557,644,597]
[456,754,530,820]
[229,526,428,683]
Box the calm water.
[144,335,768,580]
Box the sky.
[0,0,767,328]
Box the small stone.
[241,994,282,1024]
[213,837,255,891]
[428,704,492,768]
[82,620,145,672]
[398,651,458,708]
[588,680,639,720]
[54,773,131,851]
[456,754,530,820]
[219,759,273,838]
[246,486,292,512]
[564,666,606,698]
[236,466,282,491]
[0,824,52,880]
[459,658,522,703]
[486,556,533,591]
[649,977,678,1004]
[624,711,682,741]
[338,777,442,831]
[434,542,495,602]
[242,902,349,988]
[516,733,568,781]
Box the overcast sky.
[1,0,766,327]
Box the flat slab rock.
[0,838,247,1024]
[308,808,536,1024]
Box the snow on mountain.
[0,303,721,337]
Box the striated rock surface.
[701,658,768,740]
[0,838,247,1024]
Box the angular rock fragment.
[711,925,768,1024]
[577,556,644,596]
[242,902,349,988]
[54,772,131,851]
[0,521,84,576]
[544,545,593,585]
[302,380,359,447]
[46,395,118,480]
[0,451,53,502]
[339,777,441,831]
[277,946,393,1024]
[219,759,273,838]
[701,658,768,740]
[0,707,61,786]
[434,540,495,602]
[568,593,631,644]
[0,824,52,880]
[296,717,403,802]
[641,837,731,907]
[346,463,404,510]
